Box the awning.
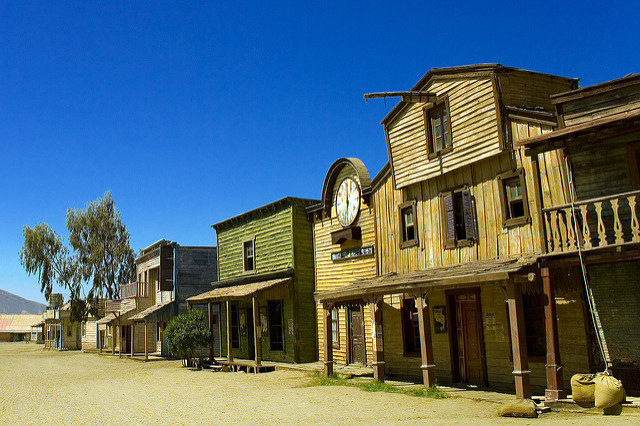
[315,256,539,303]
[188,277,292,305]
[129,301,175,322]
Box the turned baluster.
[580,204,592,249]
[611,199,624,245]
[594,201,607,247]
[550,210,562,252]
[629,195,640,243]
[544,211,554,252]
[564,207,576,250]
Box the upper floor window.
[497,169,530,227]
[243,239,255,272]
[424,98,452,157]
[399,200,418,249]
[441,188,476,249]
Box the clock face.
[336,177,360,227]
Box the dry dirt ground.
[0,343,633,425]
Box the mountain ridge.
[0,289,46,314]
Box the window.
[522,294,546,359]
[441,188,476,249]
[230,304,240,349]
[331,308,340,349]
[424,98,453,156]
[401,298,421,356]
[498,169,530,227]
[399,200,418,248]
[67,326,72,337]
[243,240,255,272]
[268,300,284,351]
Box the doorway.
[447,290,487,386]
[246,307,255,360]
[122,325,132,354]
[347,305,366,365]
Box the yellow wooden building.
[310,64,594,400]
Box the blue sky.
[1,1,638,303]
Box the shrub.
[163,309,212,366]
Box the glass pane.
[436,136,444,151]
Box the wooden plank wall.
[375,118,565,276]
[498,70,576,112]
[217,207,294,280]
[387,76,500,188]
[562,85,640,126]
[314,164,377,366]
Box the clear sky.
[1,1,638,303]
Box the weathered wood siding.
[562,84,640,126]
[314,164,377,365]
[217,207,293,280]
[175,246,218,312]
[81,319,98,351]
[375,119,565,275]
[498,70,576,112]
[388,76,501,188]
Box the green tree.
[20,192,135,321]
[164,309,213,366]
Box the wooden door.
[348,306,366,365]
[455,293,485,386]
[246,307,255,360]
[123,325,131,354]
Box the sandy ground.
[0,343,634,425]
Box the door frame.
[446,287,488,387]
[346,304,366,365]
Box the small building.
[44,302,81,350]
[99,240,218,359]
[0,314,43,342]
[517,73,640,393]
[188,197,318,370]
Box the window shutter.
[462,190,475,240]
[443,192,456,248]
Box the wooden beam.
[322,303,333,377]
[208,302,214,361]
[144,320,149,362]
[541,267,567,401]
[131,322,134,357]
[416,295,436,387]
[368,301,385,382]
[506,280,531,398]
[226,301,233,363]
[252,296,262,371]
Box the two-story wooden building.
[518,73,640,393]
[98,239,217,359]
[311,64,596,400]
[188,197,318,370]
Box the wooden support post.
[117,317,121,357]
[131,322,135,357]
[541,267,566,401]
[252,296,262,371]
[208,302,214,361]
[144,320,149,362]
[322,303,333,377]
[416,295,436,387]
[226,300,233,363]
[506,279,531,399]
[368,300,385,382]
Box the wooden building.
[0,314,43,342]
[99,240,217,360]
[517,73,640,393]
[44,302,81,350]
[310,64,597,400]
[188,197,318,370]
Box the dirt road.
[0,343,631,424]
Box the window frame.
[401,297,421,358]
[331,308,340,349]
[399,200,419,249]
[440,187,476,249]
[267,300,284,352]
[497,169,530,228]
[242,237,256,272]
[424,96,453,159]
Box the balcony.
[542,190,640,254]
[120,282,138,299]
[105,298,136,314]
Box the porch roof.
[188,277,292,304]
[129,301,174,322]
[96,306,136,325]
[315,256,539,303]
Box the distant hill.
[0,289,46,314]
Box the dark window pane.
[268,300,284,351]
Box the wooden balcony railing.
[120,282,138,299]
[105,298,136,314]
[543,190,640,254]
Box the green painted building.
[189,197,318,366]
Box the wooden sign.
[433,305,447,333]
[331,245,374,261]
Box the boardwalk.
[0,343,630,424]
